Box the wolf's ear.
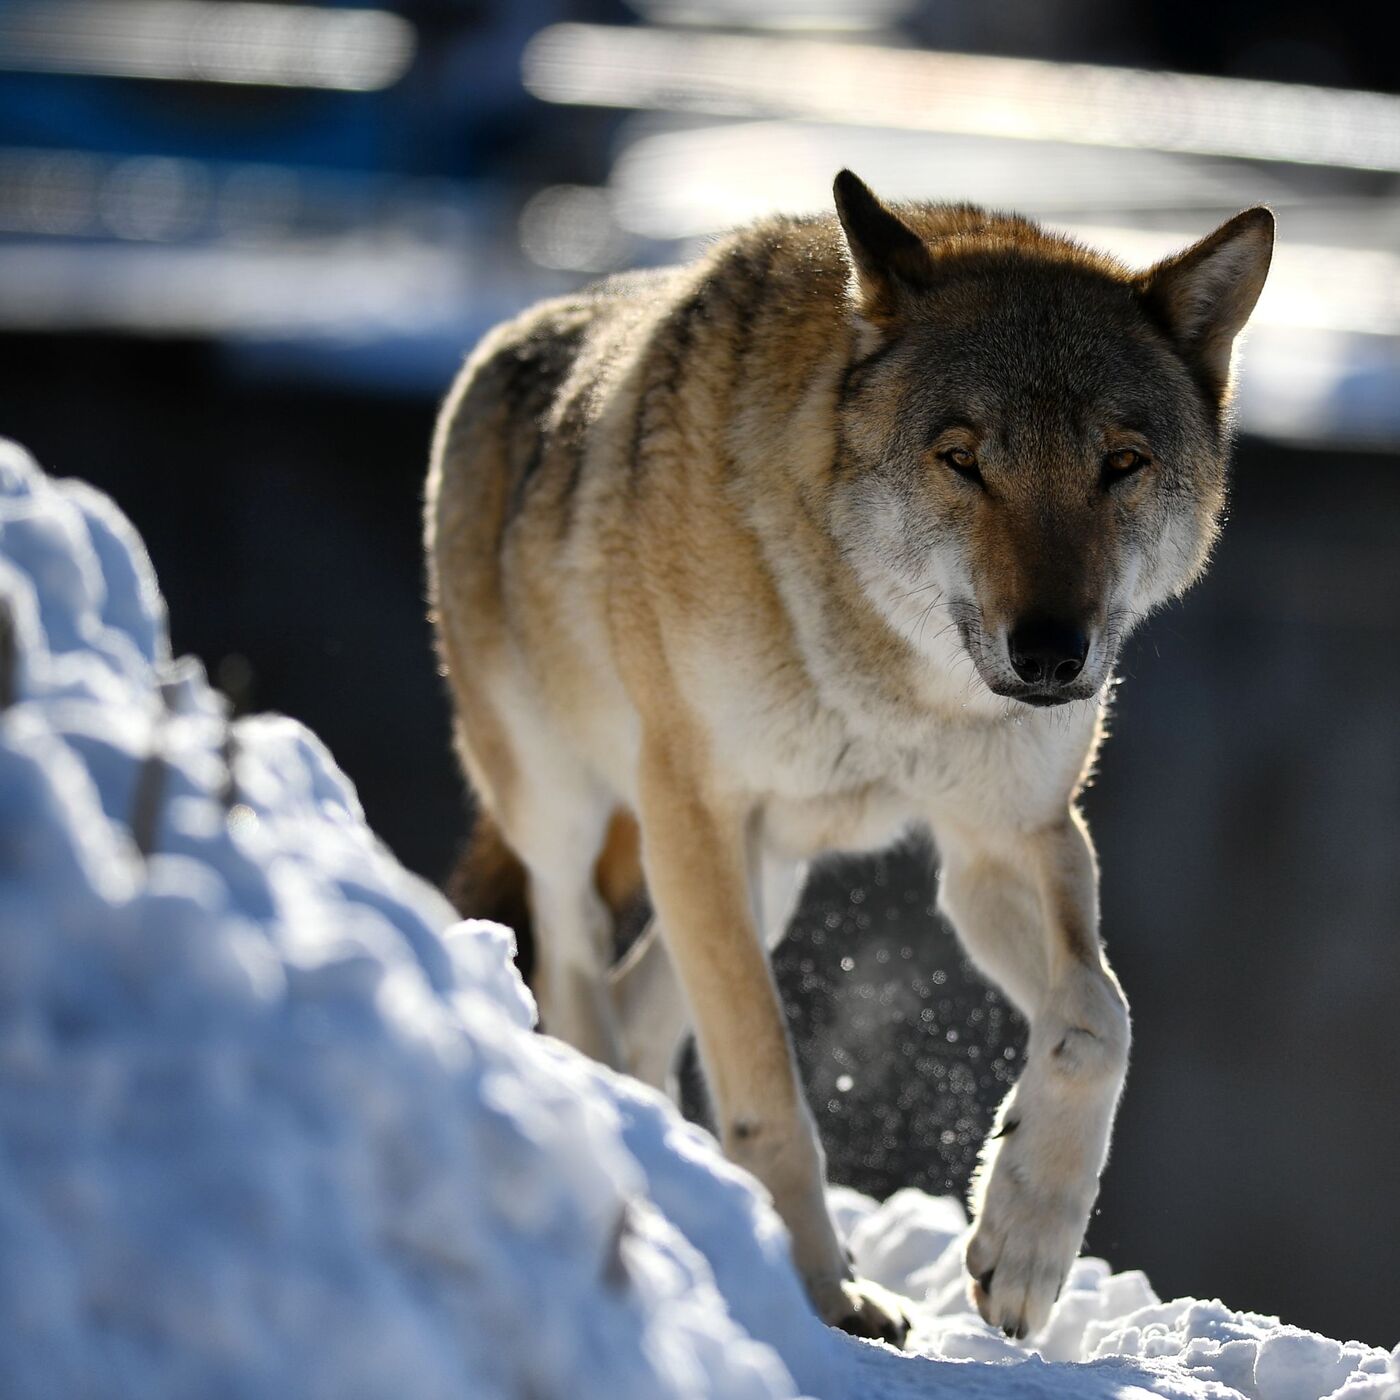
[833,169,934,323]
[1138,207,1274,402]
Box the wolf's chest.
[737,706,994,854]
[743,690,1095,859]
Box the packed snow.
[0,435,1394,1400]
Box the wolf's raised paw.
[824,1276,911,1349]
[965,1144,1091,1341]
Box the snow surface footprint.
[1,437,1395,1400]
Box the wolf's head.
[829,170,1273,709]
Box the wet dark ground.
[611,841,1024,1200]
[763,846,1023,1201]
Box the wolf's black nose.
[1008,618,1089,686]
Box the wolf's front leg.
[639,735,909,1347]
[937,810,1130,1339]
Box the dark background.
[2,0,1396,1351]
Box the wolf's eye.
[941,447,984,485]
[1103,447,1149,483]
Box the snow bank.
[843,1189,1399,1400]
[0,436,1394,1400]
[0,438,820,1400]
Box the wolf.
[425,170,1272,1346]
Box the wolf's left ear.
[1137,207,1274,403]
[833,169,935,323]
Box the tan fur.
[426,173,1272,1345]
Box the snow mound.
[1,437,1394,1400]
[0,438,818,1400]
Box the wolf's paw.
[817,1276,911,1348]
[965,1143,1092,1340]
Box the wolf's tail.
[445,808,645,989]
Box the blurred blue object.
[0,0,1396,435]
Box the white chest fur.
[691,633,1102,861]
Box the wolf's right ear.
[833,170,934,324]
[1137,207,1274,404]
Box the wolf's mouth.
[986,680,1098,707]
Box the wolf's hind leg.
[751,851,808,951]
[529,874,626,1069]
[610,918,689,1093]
[498,781,627,1070]
[936,810,1130,1341]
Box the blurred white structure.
[520,21,1400,446]
[0,1,415,91]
